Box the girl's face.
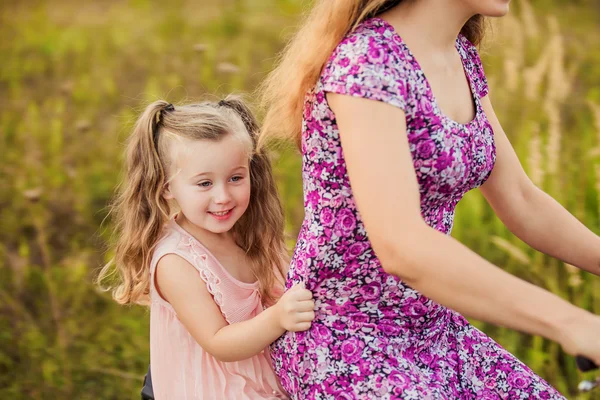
[164,133,252,235]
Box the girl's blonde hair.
[99,95,287,306]
[258,0,485,148]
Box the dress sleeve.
[320,32,411,112]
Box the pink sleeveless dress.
[149,219,288,400]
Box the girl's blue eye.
[198,181,212,187]
[230,176,243,182]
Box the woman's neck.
[381,0,474,52]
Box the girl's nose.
[213,185,232,204]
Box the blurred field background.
[1,0,600,398]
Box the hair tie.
[155,103,174,125]
[153,103,175,147]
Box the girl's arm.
[327,93,600,366]
[156,254,314,362]
[479,94,600,276]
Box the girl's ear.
[163,183,174,200]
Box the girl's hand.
[274,282,315,332]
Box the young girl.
[99,96,314,399]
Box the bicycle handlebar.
[577,356,599,393]
[576,356,598,372]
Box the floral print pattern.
[270,18,565,399]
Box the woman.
[259,0,600,399]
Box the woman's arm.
[156,254,314,362]
[327,93,600,365]
[479,94,600,276]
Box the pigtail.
[98,101,174,305]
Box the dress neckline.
[368,17,482,129]
[170,218,260,289]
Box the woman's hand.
[558,312,600,368]
[274,282,315,332]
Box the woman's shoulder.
[318,17,417,110]
[321,18,416,85]
[349,17,400,43]
[330,17,408,63]
[456,33,481,58]
[456,33,489,98]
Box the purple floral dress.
[270,18,565,400]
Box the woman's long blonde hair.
[98,95,287,306]
[258,0,485,148]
